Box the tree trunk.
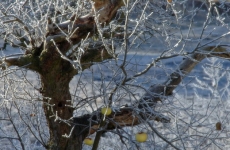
[0,1,133,149]
[39,41,87,149]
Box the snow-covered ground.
[1,40,230,150]
[1,3,230,149]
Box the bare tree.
[0,0,230,149]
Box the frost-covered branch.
[1,54,40,71]
[74,45,230,137]
[46,0,125,45]
[141,45,230,108]
[74,106,171,136]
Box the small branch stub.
[216,122,222,131]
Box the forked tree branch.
[1,44,113,73]
[2,0,230,147]
[46,0,125,44]
[1,0,125,73]
[74,45,230,136]
[140,46,230,107]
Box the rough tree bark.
[39,41,77,149]
[1,0,125,149]
[39,39,112,149]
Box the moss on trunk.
[39,40,86,149]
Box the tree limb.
[2,54,40,72]
[74,45,230,137]
[140,46,230,108]
[46,0,125,45]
